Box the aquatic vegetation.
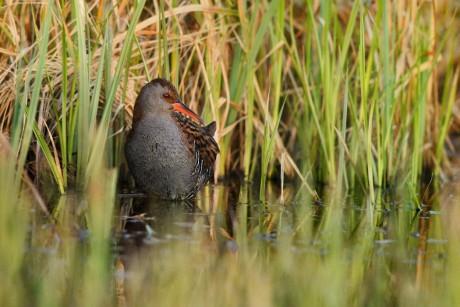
[0,1,459,306]
[1,1,458,196]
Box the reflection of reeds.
[443,166,460,305]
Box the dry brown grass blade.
[113,4,235,45]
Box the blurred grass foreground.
[1,0,460,306]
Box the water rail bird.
[125,78,219,200]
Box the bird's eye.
[163,93,171,99]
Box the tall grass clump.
[0,1,458,198]
[287,1,458,200]
[1,0,145,193]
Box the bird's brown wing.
[172,112,219,175]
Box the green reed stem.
[11,5,51,190]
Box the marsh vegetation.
[1,0,459,306]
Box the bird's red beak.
[173,99,205,125]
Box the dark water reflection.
[19,156,460,307]
[116,183,240,262]
[114,179,448,272]
[30,176,458,305]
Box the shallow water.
[22,174,460,306]
[106,178,458,306]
